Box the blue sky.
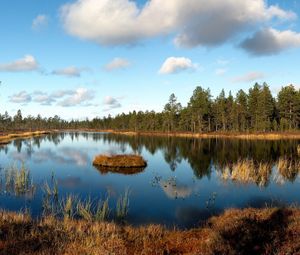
[0,0,300,119]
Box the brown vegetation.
[220,159,273,187]
[220,158,300,186]
[93,154,147,169]
[0,131,53,145]
[94,165,145,175]
[0,207,299,255]
[109,130,300,140]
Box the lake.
[0,132,299,228]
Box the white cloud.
[232,71,265,83]
[52,66,86,77]
[10,88,96,107]
[32,15,48,31]
[215,68,227,76]
[32,91,56,105]
[103,96,122,111]
[0,55,39,72]
[51,90,74,98]
[104,58,130,71]
[9,91,32,104]
[240,28,300,56]
[159,57,197,74]
[60,0,295,47]
[58,88,95,107]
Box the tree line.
[96,83,300,132]
[1,83,299,133]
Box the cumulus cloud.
[232,71,265,83]
[32,14,48,31]
[159,57,197,74]
[240,28,300,56]
[104,58,130,71]
[60,0,295,47]
[58,88,95,107]
[103,96,122,111]
[32,91,56,105]
[9,91,32,104]
[52,66,87,77]
[10,88,95,107]
[0,55,39,72]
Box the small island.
[93,154,147,168]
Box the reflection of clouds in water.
[160,180,192,199]
[101,145,130,156]
[57,176,81,188]
[60,148,88,166]
[10,147,89,167]
[10,151,30,162]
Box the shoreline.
[107,130,300,140]
[0,207,299,254]
[0,130,55,145]
[1,130,300,146]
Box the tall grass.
[116,188,130,220]
[2,163,35,196]
[220,157,300,186]
[220,159,272,187]
[276,157,300,182]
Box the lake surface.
[0,132,299,228]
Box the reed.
[3,164,35,196]
[276,157,300,182]
[221,159,272,187]
[77,197,93,221]
[116,188,130,220]
[95,198,110,222]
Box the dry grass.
[0,131,52,145]
[0,207,299,255]
[276,157,300,182]
[93,154,147,168]
[110,130,300,140]
[221,159,272,187]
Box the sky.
[0,0,300,120]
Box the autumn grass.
[0,207,299,254]
[110,130,300,140]
[220,159,273,187]
[0,130,53,145]
[93,154,147,168]
[276,157,300,182]
[2,164,35,197]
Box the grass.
[1,164,35,197]
[0,207,299,254]
[276,157,300,182]
[220,159,273,187]
[93,154,147,168]
[0,130,52,145]
[110,130,300,140]
[220,157,300,186]
[116,188,130,221]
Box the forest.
[1,83,299,133]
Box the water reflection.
[0,132,299,228]
[2,132,300,186]
[10,147,89,167]
[94,165,146,175]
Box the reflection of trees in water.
[101,134,300,183]
[3,132,299,186]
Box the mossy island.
[93,155,147,174]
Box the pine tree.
[278,85,300,130]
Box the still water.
[0,132,299,228]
